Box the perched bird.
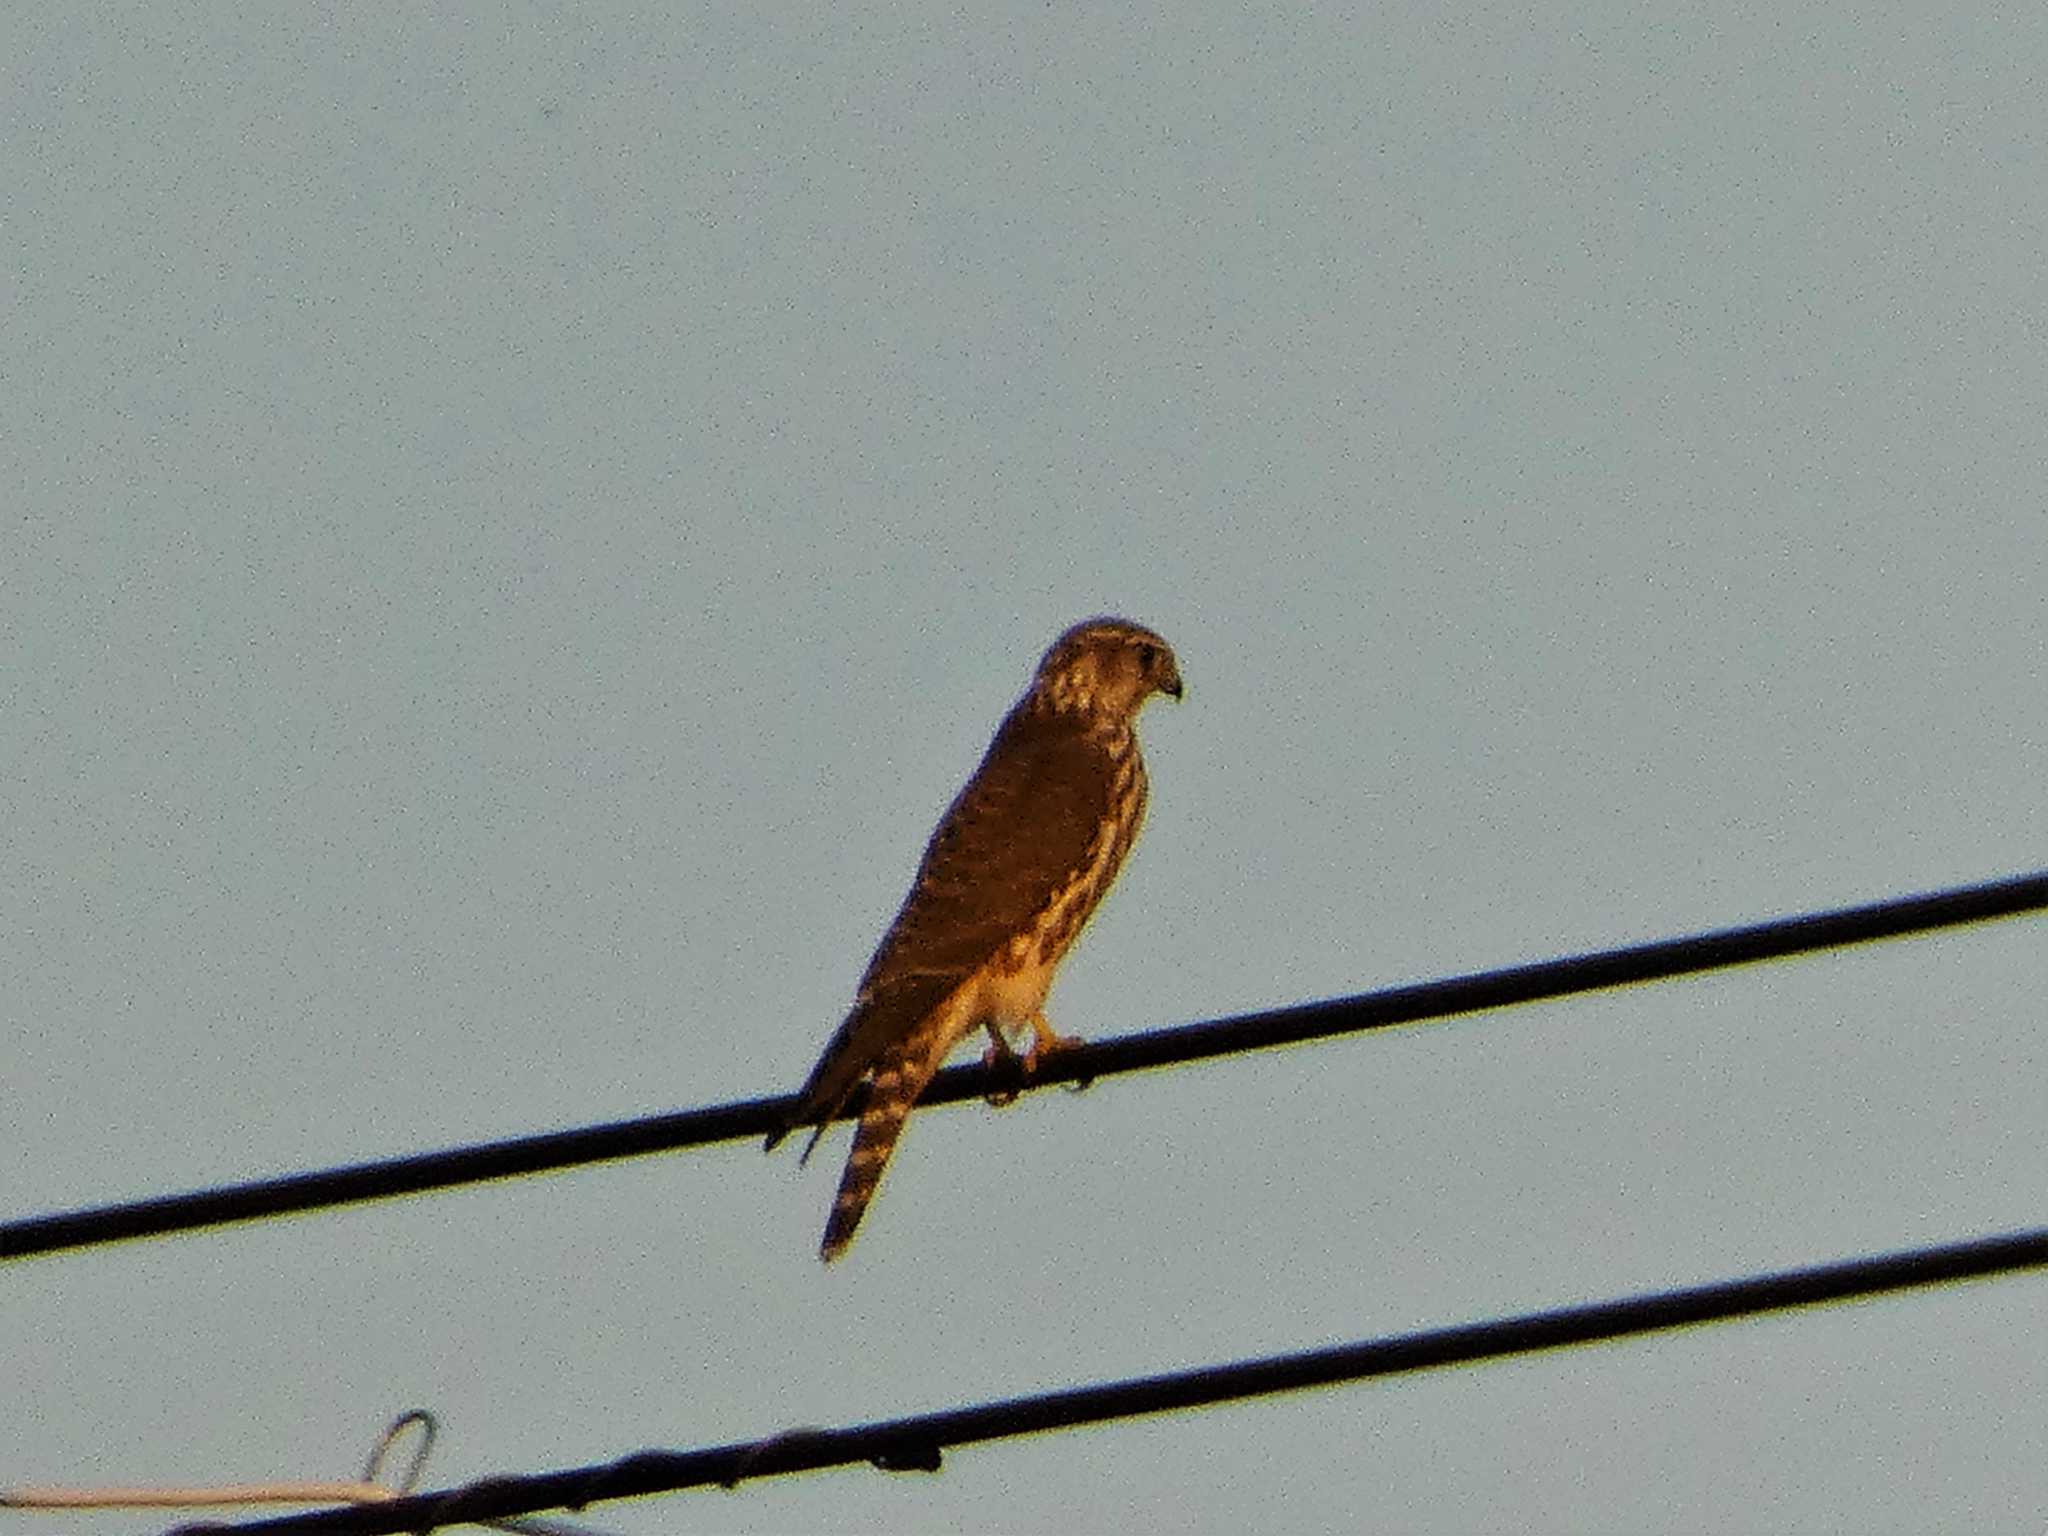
[767,617,1183,1261]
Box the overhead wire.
[177,1224,2048,1535]
[4,866,2044,1263]
[6,1410,617,1536]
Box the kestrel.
[766,617,1183,1261]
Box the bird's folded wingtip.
[764,1112,834,1164]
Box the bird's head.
[1033,617,1183,720]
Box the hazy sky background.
[6,6,2046,1533]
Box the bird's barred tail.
[819,1025,948,1262]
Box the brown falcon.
[766,617,1183,1261]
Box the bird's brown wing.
[767,702,1115,1149]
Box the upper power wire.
[5,867,2044,1263]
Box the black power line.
[184,1225,2048,1535]
[8,866,2045,1264]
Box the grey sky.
[6,6,2046,1533]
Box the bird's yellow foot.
[981,1035,1027,1107]
[981,1018,1088,1105]
[1027,1015,1093,1091]
[1023,1020,1083,1071]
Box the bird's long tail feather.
[820,1019,951,1262]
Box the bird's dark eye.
[1135,642,1157,671]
